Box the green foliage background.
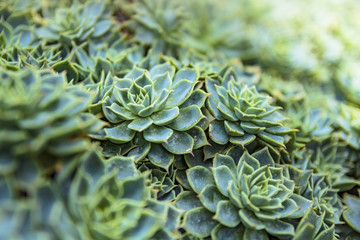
[1,0,360,239]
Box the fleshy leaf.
[211,224,245,240]
[180,89,208,108]
[183,207,217,238]
[143,125,173,143]
[209,120,229,145]
[213,165,236,197]
[258,131,285,147]
[263,220,294,237]
[174,191,202,211]
[214,200,241,227]
[169,105,203,131]
[173,67,198,85]
[151,107,179,125]
[148,144,174,169]
[187,166,215,194]
[213,154,237,177]
[165,80,194,109]
[239,209,265,230]
[105,122,135,143]
[162,131,194,154]
[108,103,136,120]
[186,126,208,149]
[149,62,175,79]
[128,117,153,132]
[224,121,245,137]
[230,135,256,146]
[199,185,227,212]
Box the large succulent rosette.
[175,147,312,239]
[95,62,208,169]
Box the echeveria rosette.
[0,6,38,63]
[0,149,181,239]
[176,148,312,239]
[97,62,207,169]
[206,76,295,155]
[287,107,334,146]
[0,151,102,239]
[138,161,181,201]
[36,0,114,52]
[124,0,189,58]
[0,182,79,239]
[0,68,105,179]
[58,151,182,240]
[294,144,360,191]
[287,163,342,228]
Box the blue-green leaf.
[186,126,208,149]
[199,185,227,212]
[209,120,229,145]
[162,131,194,154]
[180,89,208,108]
[165,80,194,108]
[174,191,202,211]
[143,125,173,143]
[183,207,217,238]
[214,200,241,227]
[169,105,203,131]
[151,107,179,125]
[187,166,215,194]
[173,67,198,85]
[128,117,153,132]
[148,144,174,169]
[105,122,135,143]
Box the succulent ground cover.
[1,0,360,239]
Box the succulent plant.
[0,17,37,50]
[175,147,312,239]
[287,107,334,145]
[138,161,181,201]
[0,5,38,64]
[123,0,188,57]
[294,208,336,240]
[0,182,79,239]
[0,68,105,178]
[341,190,360,239]
[259,74,306,110]
[2,0,360,238]
[287,163,342,227]
[56,150,182,240]
[36,0,114,52]
[293,143,360,192]
[333,103,360,151]
[0,148,181,240]
[95,62,208,169]
[336,59,360,106]
[205,72,294,155]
